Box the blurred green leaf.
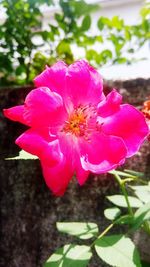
[98,50,113,64]
[135,191,150,204]
[6,150,38,160]
[109,170,136,178]
[95,235,141,267]
[81,15,91,31]
[107,195,143,208]
[111,16,124,30]
[56,40,72,55]
[56,222,98,240]
[97,16,111,30]
[44,244,92,267]
[115,215,134,225]
[86,49,98,61]
[124,170,144,178]
[104,207,121,221]
[131,202,150,230]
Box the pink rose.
[4,60,149,195]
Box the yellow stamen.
[63,111,86,136]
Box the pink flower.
[3,60,149,195]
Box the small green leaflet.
[129,184,150,204]
[134,191,150,204]
[130,185,150,192]
[6,150,38,160]
[56,222,98,240]
[44,244,92,267]
[81,15,91,31]
[115,214,134,225]
[131,201,150,231]
[104,207,121,221]
[109,170,137,178]
[124,169,144,178]
[95,234,141,267]
[107,195,142,208]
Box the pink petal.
[41,159,73,196]
[66,60,104,107]
[101,104,149,157]
[74,152,90,185]
[3,105,29,125]
[58,132,89,185]
[79,132,127,173]
[34,61,67,97]
[97,89,122,117]
[75,162,90,185]
[24,87,67,127]
[16,129,63,167]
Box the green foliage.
[44,244,92,267]
[81,15,91,32]
[0,0,53,86]
[43,170,150,267]
[56,222,99,240]
[131,202,150,231]
[0,0,150,86]
[129,183,150,204]
[106,195,142,208]
[95,234,141,267]
[6,150,38,160]
[104,207,121,221]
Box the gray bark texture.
[0,79,150,267]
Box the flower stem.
[97,223,114,239]
[91,223,114,247]
[112,171,134,217]
[143,221,150,236]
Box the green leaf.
[141,260,150,267]
[81,15,91,31]
[104,207,121,221]
[109,170,137,178]
[97,49,112,64]
[56,40,71,55]
[129,184,150,204]
[131,201,150,230]
[86,49,98,61]
[107,195,142,208]
[130,185,150,192]
[111,16,124,30]
[95,35,103,43]
[56,222,98,240]
[115,215,134,225]
[95,234,141,267]
[44,244,92,267]
[6,150,38,160]
[15,65,26,75]
[114,57,127,64]
[70,1,98,18]
[135,191,150,204]
[97,17,111,30]
[124,169,144,178]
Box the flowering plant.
[4,60,149,196]
[4,60,149,195]
[3,60,150,267]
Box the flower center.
[63,109,87,136]
[63,105,97,137]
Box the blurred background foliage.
[0,0,150,86]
